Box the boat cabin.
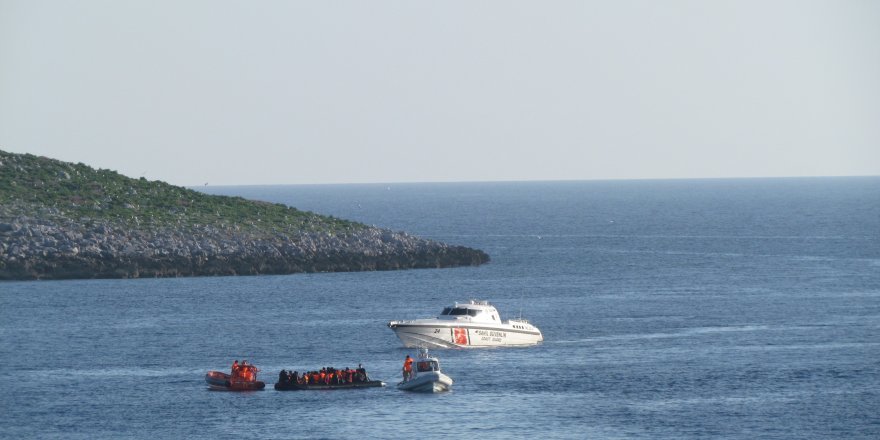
[437,300,501,322]
[416,359,440,373]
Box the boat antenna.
[519,289,525,320]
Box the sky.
[1,0,878,186]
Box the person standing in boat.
[231,360,239,376]
[402,355,413,381]
[240,360,254,381]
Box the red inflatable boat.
[205,364,265,391]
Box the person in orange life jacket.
[402,355,413,380]
[240,360,255,381]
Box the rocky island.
[0,150,489,280]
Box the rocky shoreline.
[0,207,489,280]
[0,150,489,281]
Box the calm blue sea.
[2,178,879,439]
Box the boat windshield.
[448,308,480,316]
[441,307,453,315]
[416,360,439,372]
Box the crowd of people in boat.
[230,360,259,382]
[277,364,371,385]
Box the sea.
[1,177,879,439]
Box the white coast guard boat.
[396,349,453,393]
[387,300,543,348]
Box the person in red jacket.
[402,355,413,381]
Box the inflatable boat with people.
[397,348,453,393]
[274,365,385,390]
[205,360,266,391]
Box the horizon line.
[189,174,880,188]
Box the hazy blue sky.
[1,0,878,185]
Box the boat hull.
[396,371,453,393]
[205,371,265,391]
[274,380,385,391]
[389,323,543,348]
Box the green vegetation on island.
[0,150,360,235]
[0,149,489,280]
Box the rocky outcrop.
[0,207,489,280]
[0,149,489,280]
